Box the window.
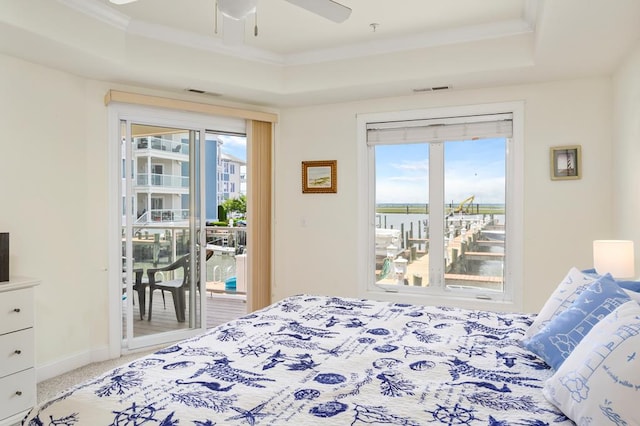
[358,103,523,310]
[151,164,163,186]
[150,197,163,221]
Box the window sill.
[362,288,522,313]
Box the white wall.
[0,53,277,378]
[0,54,111,374]
[0,50,623,374]
[613,41,640,269]
[275,78,614,313]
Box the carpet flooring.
[33,296,246,410]
[36,346,162,404]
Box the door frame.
[107,103,246,357]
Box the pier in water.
[375,213,505,292]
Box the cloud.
[218,135,246,148]
[217,134,247,161]
[375,141,506,204]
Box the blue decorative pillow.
[617,280,640,292]
[523,267,598,341]
[582,268,640,292]
[523,273,632,369]
[543,300,640,425]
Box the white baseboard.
[35,345,111,383]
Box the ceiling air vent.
[185,88,222,96]
[412,85,451,93]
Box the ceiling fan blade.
[284,0,352,23]
[109,0,139,4]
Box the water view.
[375,206,506,291]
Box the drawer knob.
[15,390,23,396]
[14,349,22,355]
[13,308,21,313]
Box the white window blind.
[367,113,513,145]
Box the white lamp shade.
[593,240,635,278]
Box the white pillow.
[523,267,598,340]
[542,300,640,425]
[624,288,640,303]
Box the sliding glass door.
[109,101,257,353]
[120,121,206,348]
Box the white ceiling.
[0,0,638,107]
[109,0,529,56]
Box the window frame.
[356,102,524,312]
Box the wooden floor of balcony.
[123,290,247,337]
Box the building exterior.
[132,134,189,224]
[129,134,246,224]
[218,152,246,204]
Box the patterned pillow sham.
[542,300,640,425]
[623,289,640,303]
[523,267,598,341]
[523,273,631,370]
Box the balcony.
[148,209,189,223]
[135,137,189,155]
[122,224,249,337]
[136,173,188,189]
[124,224,247,294]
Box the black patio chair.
[146,250,212,322]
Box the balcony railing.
[124,224,247,269]
[135,137,189,155]
[137,173,189,188]
[146,209,190,223]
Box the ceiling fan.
[108,0,352,24]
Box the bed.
[22,270,640,425]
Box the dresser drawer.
[0,288,34,335]
[0,328,34,378]
[0,368,36,422]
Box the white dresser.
[0,277,39,426]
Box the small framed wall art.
[550,145,581,180]
[302,160,337,193]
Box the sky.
[375,138,506,205]
[214,134,505,205]
[218,135,247,161]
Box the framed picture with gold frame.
[550,145,581,180]
[302,160,337,193]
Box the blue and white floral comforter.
[24,295,573,425]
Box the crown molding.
[57,0,130,31]
[58,0,537,67]
[284,19,534,66]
